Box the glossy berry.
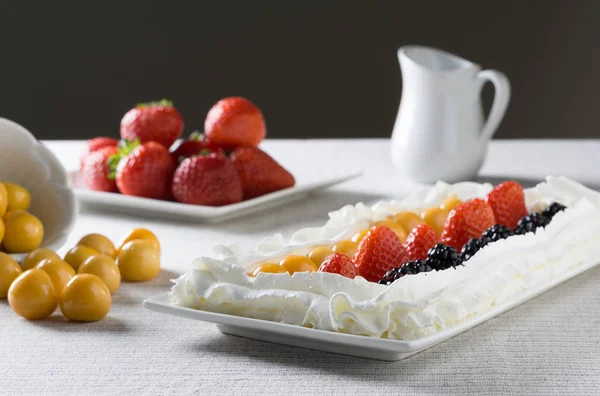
[427,243,462,270]
[379,267,404,285]
[379,259,434,285]
[171,152,243,206]
[114,141,175,200]
[169,133,224,164]
[482,224,513,242]
[230,147,295,199]
[441,198,496,251]
[318,253,356,279]
[460,238,488,262]
[354,226,410,283]
[120,99,184,149]
[514,213,550,235]
[79,137,118,169]
[404,224,440,261]
[81,146,119,193]
[485,181,528,229]
[542,202,566,219]
[205,97,266,149]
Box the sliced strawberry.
[404,224,440,261]
[441,198,496,251]
[354,226,410,282]
[485,181,528,229]
[318,253,356,279]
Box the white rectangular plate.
[70,170,361,223]
[144,257,599,361]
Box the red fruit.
[115,142,175,200]
[230,147,295,199]
[120,99,184,149]
[204,97,266,148]
[81,146,118,193]
[485,181,528,229]
[404,224,440,261]
[441,198,496,251]
[172,152,243,206]
[79,137,118,169]
[354,226,410,283]
[318,253,356,279]
[170,135,224,164]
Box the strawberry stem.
[136,99,173,108]
[106,138,140,180]
[189,130,205,141]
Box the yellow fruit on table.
[421,207,449,235]
[251,263,288,276]
[307,246,333,267]
[22,248,62,271]
[64,245,99,271]
[35,257,76,296]
[8,269,57,320]
[350,229,370,244]
[116,239,160,282]
[331,240,358,258]
[0,252,22,299]
[441,196,463,212]
[0,183,7,216]
[116,228,160,256]
[374,220,408,242]
[77,233,116,258]
[78,254,121,293]
[2,210,44,253]
[0,218,4,245]
[3,183,31,212]
[279,255,318,274]
[393,212,426,234]
[59,274,111,322]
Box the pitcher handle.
[477,70,511,142]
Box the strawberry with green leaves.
[120,99,184,149]
[169,131,224,164]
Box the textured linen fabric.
[1,139,599,396]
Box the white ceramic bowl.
[0,118,77,262]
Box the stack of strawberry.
[80,97,295,206]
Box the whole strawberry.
[170,132,224,164]
[485,181,528,229]
[230,147,295,199]
[318,253,356,279]
[404,224,440,261]
[120,99,183,149]
[442,198,496,251]
[81,146,118,192]
[79,137,118,169]
[113,141,175,200]
[354,226,410,282]
[172,152,243,206]
[204,97,266,148]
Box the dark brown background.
[1,0,599,140]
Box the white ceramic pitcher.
[391,46,510,183]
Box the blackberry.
[460,238,488,262]
[427,244,462,270]
[378,259,434,285]
[482,224,513,242]
[542,202,566,219]
[514,212,550,235]
[379,267,404,285]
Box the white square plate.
[69,170,361,223]
[144,257,599,361]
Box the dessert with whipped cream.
[171,176,600,340]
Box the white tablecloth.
[1,139,599,395]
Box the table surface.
[2,139,599,396]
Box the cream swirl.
[170,176,600,340]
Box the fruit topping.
[481,224,513,242]
[404,224,440,261]
[81,146,119,193]
[542,202,567,219]
[251,263,288,276]
[514,212,550,235]
[172,151,243,206]
[393,212,426,234]
[427,243,462,270]
[460,238,488,262]
[307,246,333,267]
[379,259,435,285]
[331,240,359,258]
[278,255,317,275]
[205,96,266,149]
[120,99,184,149]
[485,181,528,229]
[441,198,496,251]
[441,196,463,212]
[354,226,410,282]
[350,229,370,244]
[374,220,408,242]
[230,147,295,200]
[421,207,449,235]
[318,253,356,279]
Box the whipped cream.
[170,176,600,340]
